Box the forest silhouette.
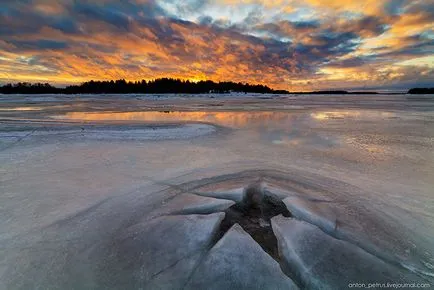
[0,78,286,94]
[0,78,431,94]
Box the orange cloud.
[0,0,432,90]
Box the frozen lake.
[0,94,433,289]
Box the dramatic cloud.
[0,0,432,90]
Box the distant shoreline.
[0,78,432,95]
[1,92,425,96]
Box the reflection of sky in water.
[269,130,338,148]
[310,111,396,120]
[55,110,400,150]
[52,110,403,153]
[57,109,397,127]
[0,106,43,111]
[57,111,299,128]
[59,110,388,148]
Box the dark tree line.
[0,82,60,94]
[0,78,289,94]
[1,79,430,95]
[407,88,434,94]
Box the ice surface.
[159,193,235,215]
[185,224,298,290]
[282,196,337,233]
[3,212,225,289]
[195,187,245,202]
[98,213,225,289]
[271,215,422,289]
[0,94,433,288]
[0,124,216,149]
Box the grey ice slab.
[160,193,235,215]
[263,184,334,203]
[185,224,298,290]
[271,216,422,289]
[100,213,225,290]
[282,196,337,233]
[195,187,245,203]
[31,213,224,290]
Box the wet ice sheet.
[0,123,217,150]
[0,94,433,288]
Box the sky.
[0,0,433,91]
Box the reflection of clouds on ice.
[0,106,43,111]
[269,129,338,148]
[310,110,397,121]
[344,136,387,154]
[52,109,412,153]
[56,110,344,149]
[55,110,302,129]
[59,109,400,127]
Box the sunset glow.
[0,0,433,90]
